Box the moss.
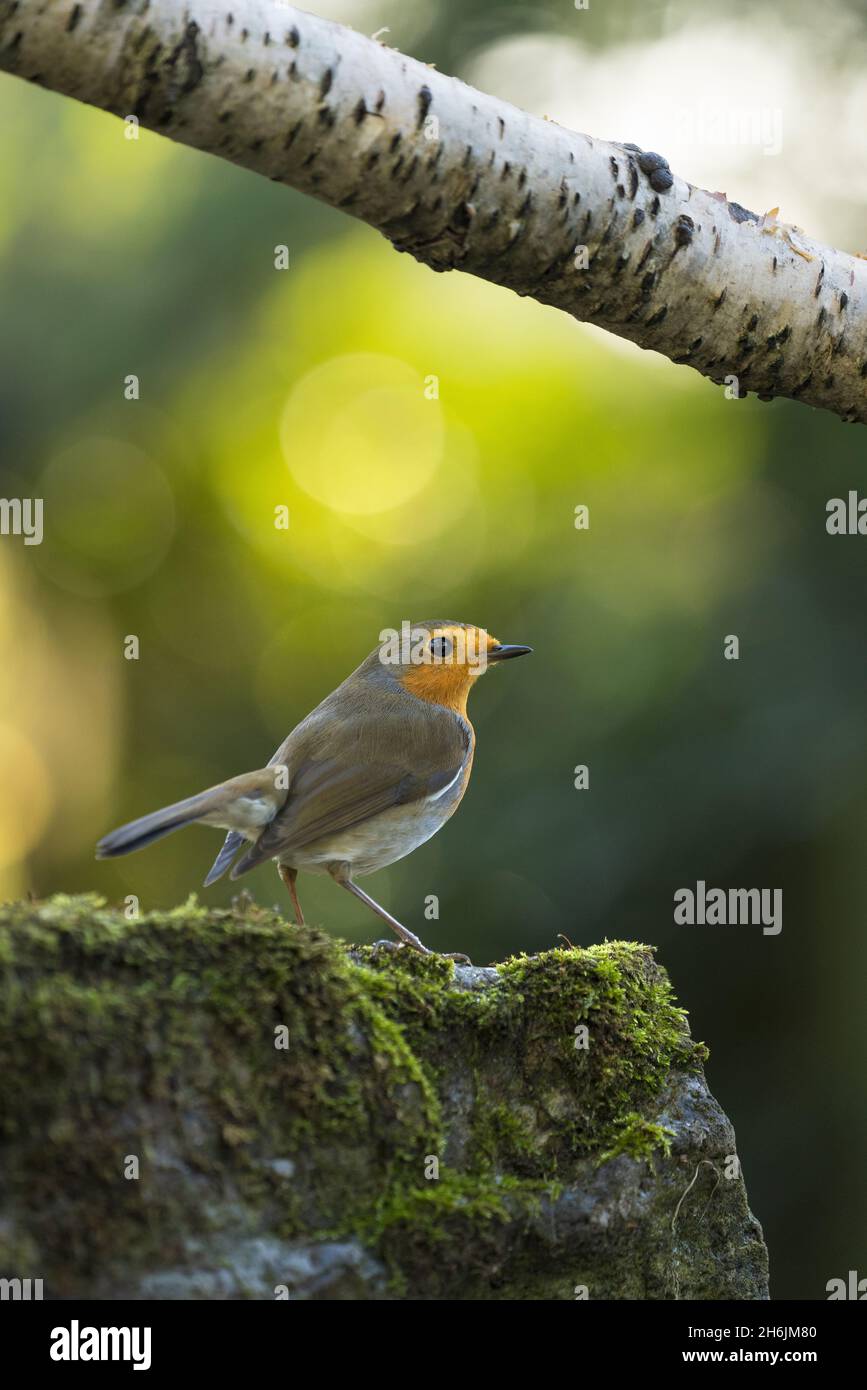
[491,943,706,1162]
[0,896,716,1297]
[469,1096,541,1173]
[0,894,439,1279]
[598,1113,676,1167]
[366,1171,558,1298]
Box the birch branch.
[2,0,865,423]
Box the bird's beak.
[487,644,533,661]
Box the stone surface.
[0,895,769,1299]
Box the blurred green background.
[2,0,866,1300]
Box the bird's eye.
[429,635,453,660]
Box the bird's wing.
[230,705,469,877]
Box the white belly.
[287,771,465,877]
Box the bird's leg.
[328,862,470,963]
[278,864,305,925]
[329,864,430,953]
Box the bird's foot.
[370,939,471,966]
[371,936,432,956]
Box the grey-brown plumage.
[226,660,469,880]
[96,621,531,957]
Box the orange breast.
[399,664,477,716]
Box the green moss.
[469,1096,541,1172]
[0,896,710,1296]
[493,943,705,1162]
[370,1170,549,1239]
[365,1170,559,1298]
[598,1113,676,1167]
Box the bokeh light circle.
[280,354,444,515]
[35,439,176,597]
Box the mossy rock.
[0,894,768,1299]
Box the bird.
[96,621,532,960]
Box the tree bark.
[2,0,865,424]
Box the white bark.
[2,0,866,423]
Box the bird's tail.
[95,770,285,861]
[96,789,225,858]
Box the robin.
[96,621,532,960]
